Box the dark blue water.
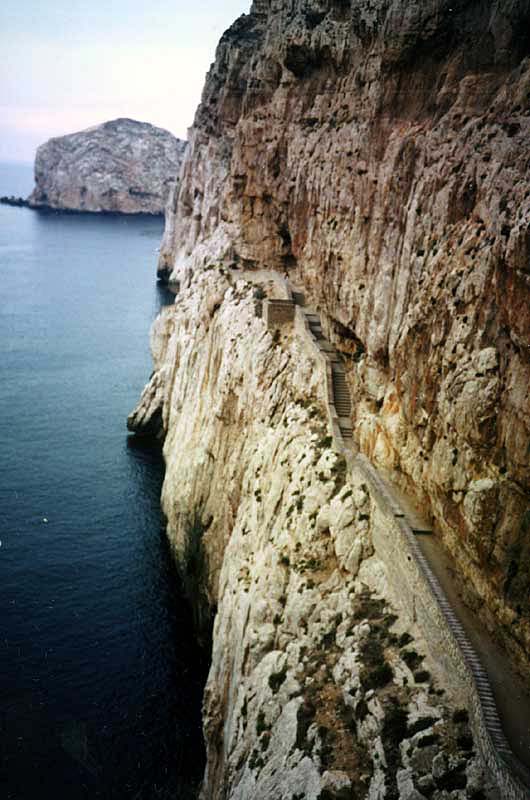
[0,163,207,799]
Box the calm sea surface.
[0,163,206,799]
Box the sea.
[0,163,207,799]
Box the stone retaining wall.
[263,298,295,326]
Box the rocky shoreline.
[0,194,166,217]
[129,1,530,797]
[129,266,507,799]
[0,195,30,208]
[157,0,530,675]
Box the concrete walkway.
[362,457,530,783]
[248,268,530,794]
[417,532,530,772]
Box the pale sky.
[0,0,251,162]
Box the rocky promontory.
[130,1,530,798]
[130,266,510,800]
[158,0,530,674]
[26,118,186,215]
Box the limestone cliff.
[130,267,502,799]
[157,0,530,672]
[28,118,186,215]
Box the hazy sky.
[0,0,250,162]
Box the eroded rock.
[132,265,501,799]
[28,118,186,215]
[157,0,530,671]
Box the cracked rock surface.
[28,118,186,215]
[158,0,530,672]
[130,267,501,799]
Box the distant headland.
[1,118,186,216]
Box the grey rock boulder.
[28,118,186,215]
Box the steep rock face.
[158,0,530,670]
[130,267,500,800]
[28,118,186,215]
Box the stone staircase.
[299,300,428,525]
[331,365,354,446]
[300,308,355,448]
[257,272,530,797]
[292,291,529,796]
[254,269,530,795]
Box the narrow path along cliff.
[157,0,530,682]
[262,271,530,788]
[129,1,530,798]
[130,264,528,800]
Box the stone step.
[301,303,355,445]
